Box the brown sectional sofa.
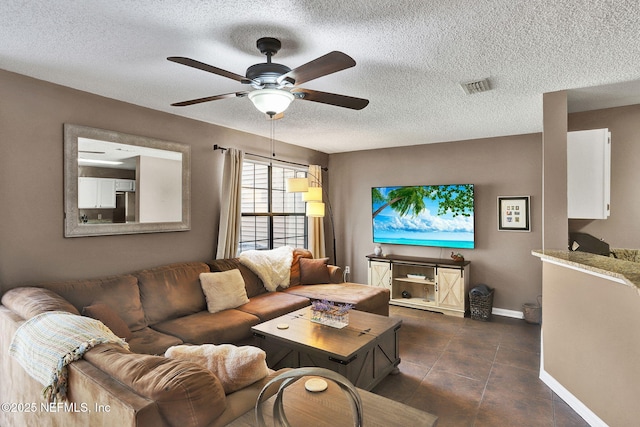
[0,248,389,427]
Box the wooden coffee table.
[251,307,401,391]
[226,375,438,427]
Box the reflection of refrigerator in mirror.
[114,192,125,223]
[114,192,137,223]
[126,192,136,222]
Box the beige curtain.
[307,164,326,259]
[216,148,244,259]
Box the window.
[240,160,307,252]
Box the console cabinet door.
[368,260,392,290]
[436,268,464,310]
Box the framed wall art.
[498,196,530,232]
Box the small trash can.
[523,296,542,324]
[469,285,494,321]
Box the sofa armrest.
[1,286,80,318]
[328,265,344,283]
[67,359,167,426]
[84,343,227,427]
[0,306,166,427]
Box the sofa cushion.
[127,327,184,356]
[207,258,266,298]
[84,343,226,427]
[35,275,147,332]
[165,344,269,394]
[1,287,80,318]
[151,309,261,345]
[82,303,133,340]
[299,257,330,284]
[236,292,310,322]
[135,262,209,325]
[283,282,390,316]
[289,248,314,287]
[200,270,249,314]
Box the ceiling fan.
[168,37,369,117]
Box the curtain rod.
[213,144,328,171]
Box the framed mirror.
[64,124,190,237]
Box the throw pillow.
[289,248,314,287]
[299,257,330,284]
[82,302,133,340]
[165,344,269,394]
[199,269,249,313]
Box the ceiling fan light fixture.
[248,88,294,115]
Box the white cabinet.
[567,128,611,219]
[78,178,116,208]
[115,179,136,192]
[367,255,470,317]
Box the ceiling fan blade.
[291,88,369,110]
[167,57,251,84]
[278,51,356,86]
[171,92,248,107]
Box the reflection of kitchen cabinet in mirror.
[78,177,116,209]
[65,124,190,237]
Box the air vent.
[461,78,491,95]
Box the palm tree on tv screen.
[372,185,473,219]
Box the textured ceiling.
[2,1,639,154]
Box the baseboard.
[491,307,523,319]
[539,369,608,427]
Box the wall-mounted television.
[371,184,475,249]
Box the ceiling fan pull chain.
[270,118,275,165]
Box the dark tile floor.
[371,306,589,427]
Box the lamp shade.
[302,187,322,202]
[306,201,325,217]
[286,177,309,193]
[248,89,294,115]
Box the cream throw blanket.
[165,344,269,394]
[9,311,128,402]
[239,245,293,291]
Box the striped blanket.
[9,311,129,402]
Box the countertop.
[532,250,640,292]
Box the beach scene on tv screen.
[372,184,475,249]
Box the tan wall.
[568,104,640,248]
[329,134,543,312]
[542,261,640,426]
[0,69,328,290]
